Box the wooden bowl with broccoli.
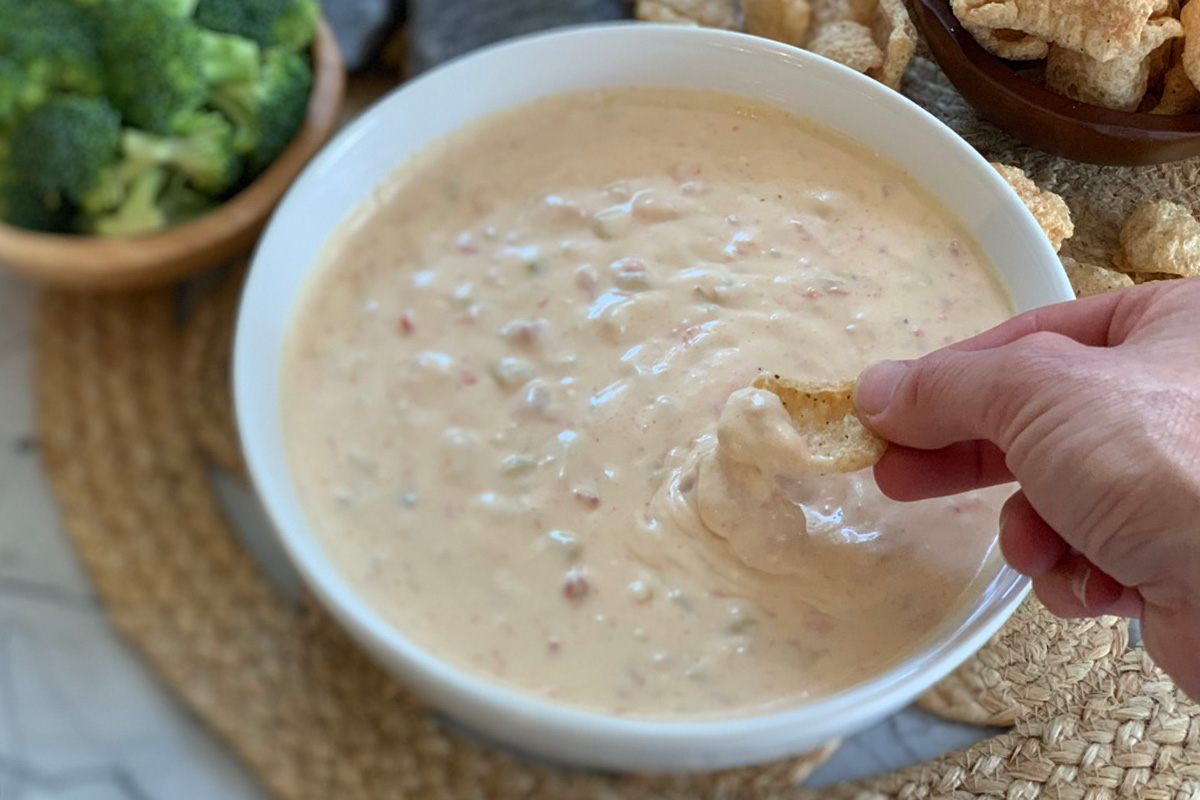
[0,0,346,290]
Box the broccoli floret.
[0,0,104,105]
[78,164,130,217]
[80,110,241,216]
[96,0,210,134]
[154,0,201,16]
[120,111,242,195]
[8,96,122,211]
[194,0,319,52]
[160,171,218,224]
[83,0,201,16]
[198,30,263,87]
[0,58,48,128]
[97,0,268,134]
[267,0,320,52]
[3,94,122,231]
[86,167,169,237]
[1,175,74,232]
[211,48,312,176]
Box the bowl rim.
[234,21,1050,768]
[914,0,1200,133]
[0,17,346,290]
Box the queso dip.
[281,88,1012,718]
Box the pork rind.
[1117,199,1200,276]
[1147,1,1179,81]
[951,0,1157,63]
[808,20,884,72]
[1180,0,1200,95]
[743,0,813,46]
[868,0,916,88]
[811,0,877,29]
[635,0,738,28]
[1152,61,1200,113]
[1061,256,1134,297]
[991,163,1075,251]
[811,0,878,29]
[738,0,909,88]
[1045,48,1152,111]
[963,23,1050,60]
[1043,14,1181,111]
[752,374,886,474]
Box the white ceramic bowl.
[234,23,1072,773]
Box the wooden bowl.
[0,18,346,290]
[911,0,1200,166]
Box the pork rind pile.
[992,163,1199,297]
[635,0,917,88]
[1070,195,1200,294]
[953,0,1200,113]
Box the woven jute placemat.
[32,52,1200,800]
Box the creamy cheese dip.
[282,88,1013,718]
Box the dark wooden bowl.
[911,0,1200,166]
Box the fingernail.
[1072,563,1092,609]
[855,360,909,417]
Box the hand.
[854,278,1200,700]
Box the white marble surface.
[0,268,996,798]
[0,273,271,800]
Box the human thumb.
[854,334,1078,451]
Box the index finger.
[946,280,1157,353]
